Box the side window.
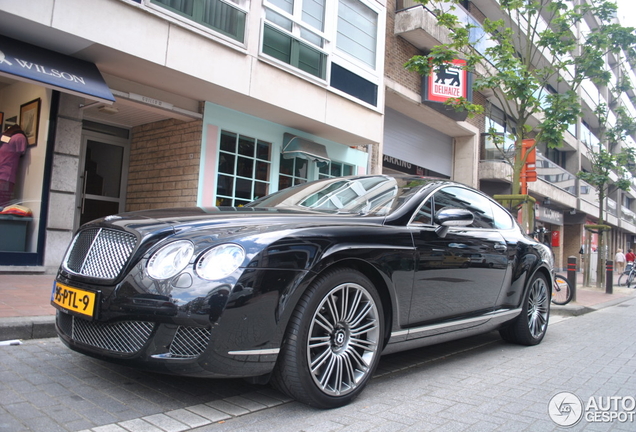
[491,201,515,230]
[412,198,433,225]
[433,187,495,229]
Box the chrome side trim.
[228,348,280,356]
[390,308,521,339]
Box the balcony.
[395,1,496,62]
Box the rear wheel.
[272,267,384,409]
[618,272,627,286]
[551,274,573,305]
[500,273,550,345]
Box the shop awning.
[0,35,115,103]
[282,133,330,165]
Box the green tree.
[578,104,636,286]
[404,0,636,200]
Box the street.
[2,298,636,432]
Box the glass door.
[76,131,129,227]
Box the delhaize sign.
[424,59,472,103]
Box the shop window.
[216,131,271,206]
[150,0,247,42]
[319,160,354,179]
[279,156,309,190]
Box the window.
[432,187,495,229]
[279,157,309,190]
[263,0,327,78]
[336,0,377,68]
[217,131,271,206]
[318,161,354,179]
[261,0,381,105]
[151,0,247,42]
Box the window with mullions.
[279,156,309,190]
[261,0,380,105]
[217,131,271,206]
[263,0,327,79]
[318,161,354,179]
[151,0,246,42]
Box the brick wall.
[385,1,422,95]
[126,119,203,211]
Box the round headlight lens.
[196,244,245,280]
[147,240,194,280]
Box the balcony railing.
[622,206,636,224]
[580,179,599,206]
[607,198,618,217]
[536,154,576,195]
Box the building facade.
[0,0,386,271]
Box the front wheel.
[551,274,573,305]
[500,273,550,346]
[272,267,384,408]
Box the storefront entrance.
[76,129,129,227]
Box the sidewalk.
[0,272,634,341]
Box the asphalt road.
[2,299,636,431]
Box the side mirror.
[434,208,474,238]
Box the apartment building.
[0,0,387,270]
[385,0,636,272]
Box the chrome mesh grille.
[69,316,154,354]
[65,228,137,279]
[169,326,211,358]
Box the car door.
[407,186,509,326]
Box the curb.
[0,316,56,341]
[551,293,635,317]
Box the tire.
[272,267,384,409]
[618,273,627,287]
[500,273,550,346]
[551,274,573,305]
[628,272,635,288]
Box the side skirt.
[382,308,521,355]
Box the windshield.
[247,175,437,216]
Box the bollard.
[606,259,613,294]
[567,256,577,303]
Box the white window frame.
[259,0,384,97]
[144,0,251,48]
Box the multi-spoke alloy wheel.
[307,282,380,397]
[272,267,384,408]
[500,273,550,346]
[527,276,549,339]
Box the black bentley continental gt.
[52,175,553,408]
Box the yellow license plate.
[52,282,96,318]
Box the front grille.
[58,313,154,354]
[169,326,211,358]
[65,228,137,279]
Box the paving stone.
[141,413,189,432]
[164,408,211,428]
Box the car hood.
[85,206,384,238]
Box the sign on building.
[423,59,472,104]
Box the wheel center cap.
[333,329,347,347]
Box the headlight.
[196,244,245,280]
[147,240,194,280]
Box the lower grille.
[169,326,211,358]
[58,313,154,354]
